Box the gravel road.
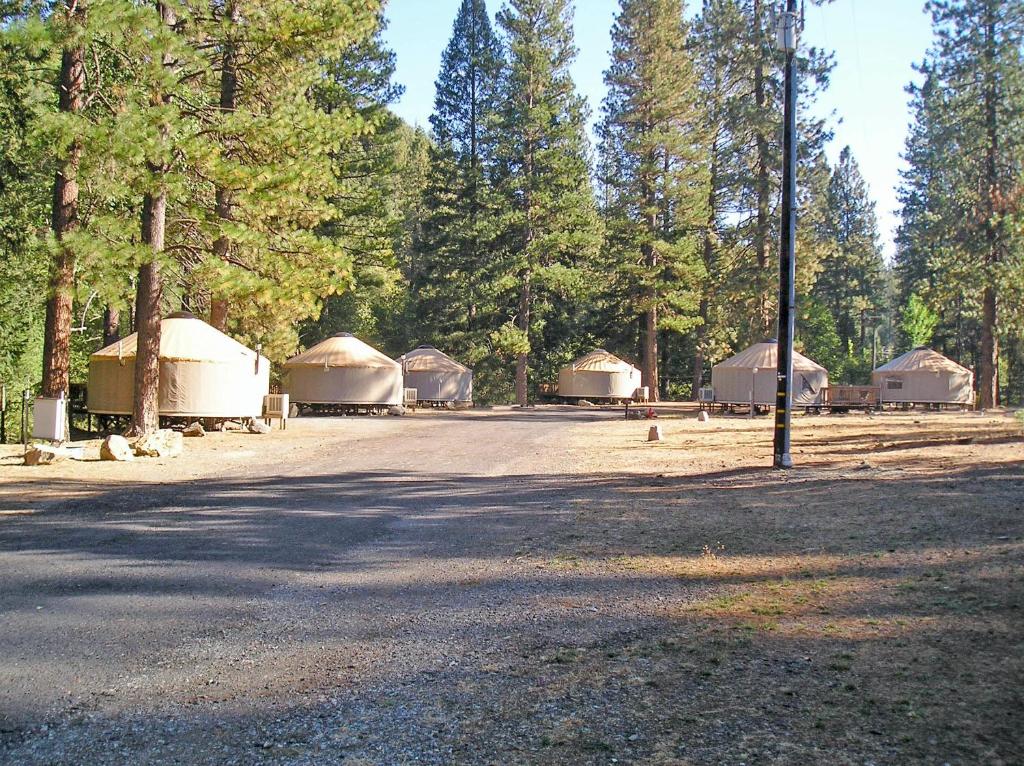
[1,408,645,765]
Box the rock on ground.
[133,429,184,458]
[99,435,134,461]
[23,445,67,466]
[182,422,205,438]
[247,420,271,434]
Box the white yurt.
[872,347,974,406]
[557,349,642,401]
[282,333,403,407]
[711,339,828,407]
[87,311,269,418]
[398,345,473,404]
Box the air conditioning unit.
[404,388,418,406]
[263,393,289,429]
[698,386,715,403]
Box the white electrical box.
[698,386,716,403]
[32,396,67,442]
[775,10,798,53]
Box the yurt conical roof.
[875,347,971,375]
[90,312,260,363]
[714,339,825,373]
[566,349,637,373]
[398,345,471,373]
[283,333,399,369]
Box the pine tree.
[897,0,1024,407]
[691,0,834,371]
[813,146,885,353]
[131,0,180,435]
[196,1,390,359]
[208,0,240,331]
[40,0,85,400]
[0,12,52,438]
[895,69,976,361]
[413,0,504,392]
[597,0,707,401]
[493,0,601,405]
[689,0,746,394]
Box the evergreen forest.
[1,0,1022,438]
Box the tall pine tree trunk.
[642,295,658,399]
[979,6,1000,409]
[691,299,707,398]
[130,0,175,436]
[132,193,166,436]
[210,0,240,332]
[516,140,532,409]
[515,270,531,406]
[641,204,660,401]
[41,0,86,399]
[641,144,660,401]
[693,150,718,398]
[102,307,120,348]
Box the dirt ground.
[0,405,1021,765]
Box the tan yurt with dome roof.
[557,349,642,401]
[397,345,473,404]
[87,312,269,418]
[282,333,403,408]
[711,339,828,407]
[872,347,974,406]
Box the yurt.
[557,349,642,401]
[87,311,269,418]
[711,339,828,407]
[398,345,473,404]
[872,347,974,406]
[282,333,403,407]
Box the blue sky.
[382,0,936,260]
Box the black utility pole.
[773,0,799,469]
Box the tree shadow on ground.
[0,448,1021,764]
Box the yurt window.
[885,377,903,391]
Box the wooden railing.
[823,385,880,408]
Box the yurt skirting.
[283,333,403,410]
[711,339,828,407]
[557,350,642,401]
[872,347,974,406]
[87,312,269,419]
[398,345,473,405]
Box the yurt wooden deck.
[282,333,403,413]
[87,312,269,420]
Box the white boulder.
[100,435,134,461]
[133,429,183,458]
